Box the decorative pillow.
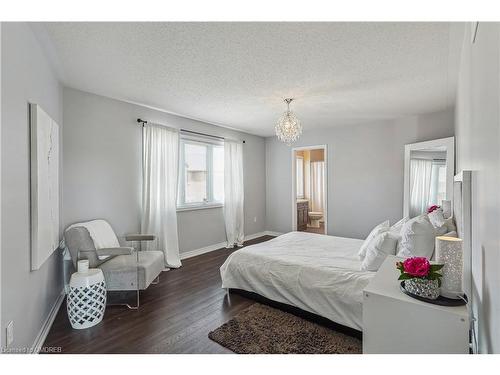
[358,220,390,260]
[444,217,457,233]
[390,217,409,234]
[428,208,446,228]
[397,215,436,259]
[434,225,448,236]
[429,213,457,237]
[360,231,399,271]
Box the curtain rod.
[137,118,245,143]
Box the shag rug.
[208,303,362,354]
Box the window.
[296,156,304,198]
[178,134,224,209]
[436,163,447,204]
[429,160,447,206]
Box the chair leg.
[107,289,140,309]
[124,250,141,309]
[124,289,140,310]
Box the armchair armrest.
[125,234,156,242]
[96,247,135,257]
[78,249,100,258]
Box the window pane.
[213,146,224,202]
[184,143,207,203]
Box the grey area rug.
[208,303,362,354]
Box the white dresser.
[363,255,469,354]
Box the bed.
[220,231,375,331]
[221,172,473,336]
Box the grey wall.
[1,23,64,350]
[266,109,455,239]
[455,23,500,353]
[62,88,266,254]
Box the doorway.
[292,145,328,235]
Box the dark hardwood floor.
[42,235,275,354]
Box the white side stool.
[67,260,107,329]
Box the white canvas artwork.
[30,103,60,270]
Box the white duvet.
[220,231,375,330]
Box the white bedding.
[220,231,375,331]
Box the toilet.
[308,212,323,228]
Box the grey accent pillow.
[65,227,106,268]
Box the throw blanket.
[66,219,120,259]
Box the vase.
[405,278,440,300]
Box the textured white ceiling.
[40,22,457,136]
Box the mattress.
[220,231,375,330]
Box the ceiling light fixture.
[275,98,302,146]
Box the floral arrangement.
[396,257,444,286]
[427,205,440,214]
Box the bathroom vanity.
[297,200,309,231]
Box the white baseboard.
[263,230,284,237]
[243,231,267,241]
[31,289,65,354]
[179,230,284,260]
[180,241,228,260]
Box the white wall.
[266,109,455,239]
[455,22,500,353]
[1,23,64,350]
[62,88,267,255]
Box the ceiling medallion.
[275,98,302,145]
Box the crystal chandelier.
[275,98,302,145]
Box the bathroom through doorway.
[291,145,328,235]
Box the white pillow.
[428,208,445,228]
[390,217,409,234]
[360,231,399,271]
[358,220,390,260]
[397,215,436,259]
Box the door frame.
[291,145,328,234]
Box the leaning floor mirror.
[403,137,455,218]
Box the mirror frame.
[403,136,455,218]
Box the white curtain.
[429,161,446,206]
[296,157,304,198]
[310,161,325,213]
[141,124,181,268]
[409,158,433,217]
[224,140,244,248]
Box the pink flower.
[427,205,440,214]
[403,257,430,277]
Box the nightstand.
[363,255,469,354]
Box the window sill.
[176,203,224,212]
